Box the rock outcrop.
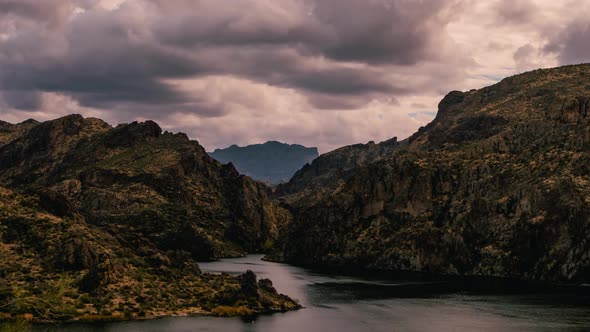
[275,137,402,200]
[274,64,590,284]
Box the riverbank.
[264,255,590,296]
[29,255,590,332]
[0,268,300,327]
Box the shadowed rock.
[274,64,590,284]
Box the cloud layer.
[0,0,589,152]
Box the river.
[36,255,590,331]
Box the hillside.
[273,64,590,283]
[275,137,402,200]
[0,119,39,147]
[0,115,299,322]
[209,141,319,185]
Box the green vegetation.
[4,276,77,321]
[211,306,253,317]
[0,319,31,332]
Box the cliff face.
[0,186,299,320]
[209,141,319,185]
[0,115,285,259]
[275,137,402,200]
[275,64,590,283]
[0,115,299,320]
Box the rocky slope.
[274,64,590,283]
[0,115,287,258]
[0,119,38,147]
[209,141,319,185]
[275,137,402,200]
[0,115,299,322]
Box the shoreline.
[263,256,590,294]
[2,305,301,326]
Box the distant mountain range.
[209,141,319,185]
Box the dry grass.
[211,306,253,317]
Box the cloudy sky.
[0,0,589,152]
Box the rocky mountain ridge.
[0,115,299,322]
[0,119,39,147]
[275,137,402,201]
[272,64,590,283]
[0,114,286,258]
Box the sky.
[0,0,589,153]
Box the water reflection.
[35,255,590,332]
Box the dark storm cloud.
[147,0,463,109]
[0,1,58,21]
[152,0,460,65]
[305,93,399,110]
[1,90,42,110]
[0,0,468,124]
[290,67,396,95]
[513,44,537,70]
[309,0,458,65]
[152,7,324,48]
[544,20,590,65]
[187,46,401,100]
[0,0,99,25]
[0,7,209,115]
[6,0,574,152]
[492,0,538,25]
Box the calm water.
[36,255,590,332]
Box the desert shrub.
[211,306,253,317]
[0,319,31,332]
[262,239,274,252]
[4,276,78,320]
[78,294,92,304]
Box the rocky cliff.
[275,137,402,200]
[274,64,590,283]
[0,115,299,322]
[0,115,286,258]
[0,119,39,147]
[209,141,319,185]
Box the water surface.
[36,255,590,332]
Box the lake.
[35,255,590,332]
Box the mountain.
[0,115,299,321]
[275,137,403,200]
[209,141,319,185]
[0,119,39,147]
[272,64,590,283]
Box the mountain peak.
[209,141,319,185]
[104,120,162,148]
[18,118,39,125]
